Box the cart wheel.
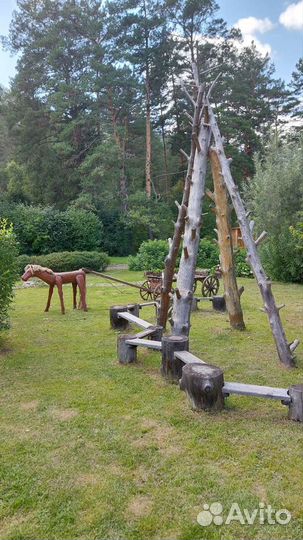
[140,280,154,301]
[192,280,197,293]
[153,283,162,300]
[202,275,219,297]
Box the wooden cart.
[140,268,221,301]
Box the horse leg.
[72,282,77,309]
[45,285,54,312]
[56,278,65,315]
[76,274,88,312]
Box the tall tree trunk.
[108,89,128,212]
[209,148,245,330]
[160,102,169,195]
[157,84,204,329]
[171,104,211,336]
[208,100,298,367]
[145,77,152,198]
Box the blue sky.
[0,0,302,88]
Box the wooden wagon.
[140,267,221,301]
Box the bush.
[128,240,169,272]
[234,248,253,277]
[196,239,219,269]
[2,204,104,255]
[17,251,109,274]
[128,238,220,272]
[0,220,19,329]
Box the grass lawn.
[0,271,303,539]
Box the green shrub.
[2,204,104,255]
[234,248,253,277]
[128,240,169,272]
[17,251,109,274]
[196,239,219,269]
[128,238,220,272]
[0,220,19,328]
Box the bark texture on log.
[180,363,225,411]
[209,149,245,330]
[157,84,204,329]
[161,335,189,382]
[110,306,129,330]
[288,385,303,422]
[117,334,137,364]
[208,100,297,368]
[171,105,211,336]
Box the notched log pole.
[157,81,205,329]
[171,103,212,336]
[207,99,298,368]
[209,148,245,330]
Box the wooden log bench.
[176,351,303,422]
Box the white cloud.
[234,17,274,56]
[235,16,274,35]
[279,1,303,30]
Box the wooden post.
[117,334,137,364]
[191,297,199,312]
[180,363,225,411]
[110,306,129,330]
[157,82,205,329]
[209,148,245,330]
[207,100,298,368]
[171,104,211,336]
[211,296,226,312]
[288,385,303,422]
[127,303,140,318]
[161,335,189,382]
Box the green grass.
[0,273,303,539]
[109,256,129,265]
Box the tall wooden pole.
[209,149,245,330]
[171,104,211,336]
[157,84,204,328]
[207,100,299,367]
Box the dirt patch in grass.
[20,400,39,411]
[0,347,12,356]
[50,407,79,421]
[127,495,153,518]
[132,418,184,456]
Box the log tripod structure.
[156,68,299,368]
[109,304,303,423]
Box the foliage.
[128,239,170,272]
[234,248,253,278]
[17,251,109,275]
[196,238,219,269]
[1,204,104,255]
[245,136,303,282]
[0,219,19,328]
[129,237,220,272]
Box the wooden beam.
[222,382,290,403]
[117,312,152,329]
[125,338,162,351]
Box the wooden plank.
[117,312,152,329]
[125,338,162,351]
[135,327,159,339]
[174,351,206,365]
[223,382,290,402]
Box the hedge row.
[17,251,109,275]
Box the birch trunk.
[208,100,298,367]
[171,104,211,336]
[210,149,245,330]
[157,84,204,329]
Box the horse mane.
[25,264,55,275]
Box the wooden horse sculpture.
[21,264,88,314]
